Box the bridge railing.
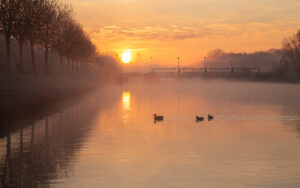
[153,67,260,73]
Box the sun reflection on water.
[122,91,131,110]
[122,91,131,123]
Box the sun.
[121,51,132,64]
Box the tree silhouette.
[0,0,20,73]
[38,0,58,74]
[13,0,32,74]
[281,30,300,74]
[0,0,98,75]
[51,2,73,69]
[25,0,46,74]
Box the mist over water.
[1,78,300,187]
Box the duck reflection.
[0,99,100,188]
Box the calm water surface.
[1,78,300,187]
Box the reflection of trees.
[0,99,100,187]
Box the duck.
[195,116,204,122]
[153,114,164,121]
[208,114,214,121]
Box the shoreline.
[140,72,300,84]
[0,74,99,126]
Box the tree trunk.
[67,58,70,74]
[76,61,78,74]
[59,53,63,75]
[18,40,24,74]
[71,60,74,74]
[79,62,82,74]
[5,36,11,74]
[45,47,49,74]
[30,42,36,74]
[82,61,86,74]
[59,53,63,67]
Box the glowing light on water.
[122,91,131,123]
[122,91,131,110]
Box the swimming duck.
[153,114,164,121]
[208,114,214,121]
[196,116,204,122]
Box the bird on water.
[208,114,214,121]
[195,116,204,122]
[153,114,164,122]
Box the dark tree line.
[0,0,96,75]
[280,30,300,74]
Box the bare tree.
[23,0,47,74]
[281,30,300,74]
[68,28,96,74]
[51,2,73,70]
[206,49,226,62]
[38,0,58,74]
[13,0,32,74]
[0,0,20,73]
[61,21,83,74]
[78,34,96,73]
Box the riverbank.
[0,74,100,124]
[197,72,300,83]
[138,72,300,84]
[183,72,300,83]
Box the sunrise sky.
[71,0,300,67]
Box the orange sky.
[71,0,300,67]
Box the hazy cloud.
[86,25,215,41]
[86,18,300,43]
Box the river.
[1,78,300,187]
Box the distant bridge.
[153,66,260,73]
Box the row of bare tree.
[0,0,96,74]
